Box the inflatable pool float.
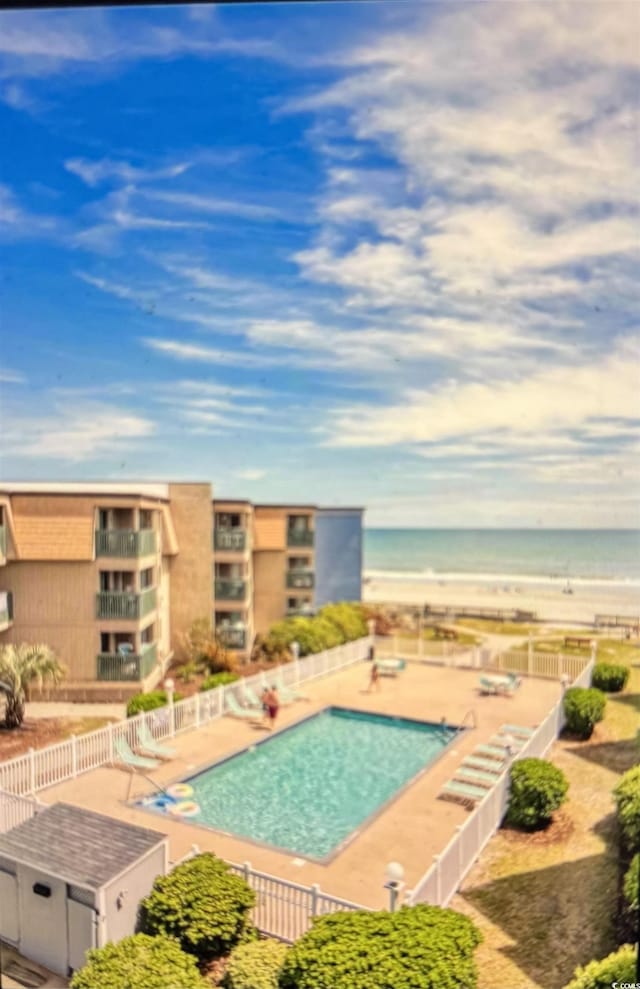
[167,783,194,799]
[167,800,200,818]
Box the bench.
[564,636,592,649]
[433,626,458,641]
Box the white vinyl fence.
[407,657,595,908]
[0,636,373,798]
[0,788,42,834]
[375,635,473,664]
[489,647,596,681]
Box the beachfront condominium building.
[0,483,363,698]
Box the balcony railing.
[287,529,314,548]
[0,525,6,557]
[95,528,157,558]
[214,578,247,601]
[96,642,158,682]
[286,604,315,617]
[214,529,247,552]
[96,587,157,620]
[286,570,315,589]
[0,591,13,628]
[216,626,247,649]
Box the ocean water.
[364,529,640,585]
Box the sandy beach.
[363,574,640,627]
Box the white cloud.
[138,189,281,220]
[65,157,191,187]
[324,338,640,447]
[0,368,26,384]
[4,405,154,460]
[236,468,267,481]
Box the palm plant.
[0,644,65,729]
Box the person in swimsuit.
[264,686,280,729]
[367,662,380,692]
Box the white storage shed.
[0,802,169,977]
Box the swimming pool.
[139,707,458,860]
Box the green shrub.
[223,939,288,989]
[140,852,256,962]
[278,905,482,989]
[505,758,569,831]
[126,690,182,718]
[70,934,209,989]
[614,765,640,854]
[563,687,606,739]
[317,603,368,643]
[623,853,639,922]
[200,671,240,692]
[252,603,368,664]
[591,662,630,693]
[562,944,637,989]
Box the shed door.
[67,899,96,972]
[18,866,68,976]
[0,869,19,943]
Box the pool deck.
[36,661,560,910]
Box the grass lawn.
[0,716,115,760]
[451,642,640,989]
[455,618,541,636]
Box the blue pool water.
[141,707,457,859]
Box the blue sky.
[0,2,638,527]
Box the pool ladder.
[459,709,477,730]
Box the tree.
[0,643,65,729]
[181,618,233,674]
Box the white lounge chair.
[114,736,160,771]
[136,721,176,759]
[226,693,262,720]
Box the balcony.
[0,591,13,630]
[286,570,315,590]
[214,529,247,552]
[287,529,314,548]
[95,528,157,558]
[286,603,315,617]
[0,525,6,558]
[214,578,247,601]
[96,587,157,620]
[216,626,247,649]
[96,642,158,682]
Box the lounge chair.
[454,766,497,787]
[475,743,510,761]
[239,681,263,708]
[226,693,263,720]
[274,671,306,703]
[489,734,525,751]
[114,736,160,771]
[462,755,505,774]
[136,721,176,760]
[440,779,488,806]
[375,658,406,676]
[500,723,533,738]
[479,675,517,696]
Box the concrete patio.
[36,660,561,910]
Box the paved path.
[26,702,126,720]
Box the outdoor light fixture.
[383,861,405,912]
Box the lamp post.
[290,641,300,662]
[164,677,175,737]
[383,861,405,912]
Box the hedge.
[223,939,288,989]
[505,758,569,831]
[126,690,183,718]
[591,662,630,693]
[200,671,240,692]
[562,944,637,989]
[278,905,482,989]
[252,603,368,664]
[613,765,640,854]
[70,934,209,989]
[563,687,606,739]
[623,853,639,924]
[140,853,256,962]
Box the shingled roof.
[0,803,167,890]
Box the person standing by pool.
[367,662,380,692]
[264,686,280,730]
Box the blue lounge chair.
[440,779,488,806]
[500,723,533,738]
[463,755,505,774]
[240,681,263,709]
[475,744,510,761]
[376,658,406,676]
[136,721,176,759]
[454,766,497,787]
[489,734,525,751]
[226,693,263,720]
[114,736,160,770]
